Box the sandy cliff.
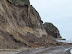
[0,0,62,49]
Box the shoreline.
[17,45,72,54]
[0,45,72,54]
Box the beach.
[17,45,72,54]
[0,45,72,54]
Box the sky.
[30,0,72,40]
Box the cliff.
[0,0,59,49]
[43,22,62,38]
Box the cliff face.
[43,22,62,38]
[0,0,58,49]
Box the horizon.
[30,0,72,40]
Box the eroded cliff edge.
[0,0,60,49]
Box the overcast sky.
[30,0,72,40]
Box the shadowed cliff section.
[0,0,61,49]
[43,22,62,38]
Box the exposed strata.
[0,0,65,49]
[0,0,59,49]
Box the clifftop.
[7,0,30,6]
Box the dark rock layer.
[7,0,30,6]
[43,22,62,38]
